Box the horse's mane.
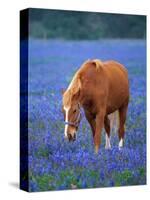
[92,59,103,71]
[80,59,103,71]
[63,73,81,107]
[63,59,103,106]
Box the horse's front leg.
[84,110,96,138]
[94,110,105,153]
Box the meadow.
[27,39,146,191]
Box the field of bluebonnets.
[28,39,146,191]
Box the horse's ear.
[61,88,66,95]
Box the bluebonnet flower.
[27,39,146,191]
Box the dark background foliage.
[29,8,146,40]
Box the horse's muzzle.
[68,133,76,142]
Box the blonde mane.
[63,72,81,107]
[92,59,103,71]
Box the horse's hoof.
[119,139,124,149]
[95,146,99,154]
[118,146,123,150]
[105,146,111,150]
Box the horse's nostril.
[67,133,76,141]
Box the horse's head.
[62,74,82,141]
[62,102,81,141]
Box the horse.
[62,59,129,153]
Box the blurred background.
[29,9,146,40]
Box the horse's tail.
[92,59,103,71]
[108,111,119,134]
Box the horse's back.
[103,60,129,88]
[103,60,128,80]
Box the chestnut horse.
[62,59,129,153]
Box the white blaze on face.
[64,106,70,138]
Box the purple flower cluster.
[28,39,146,191]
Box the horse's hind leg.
[104,116,111,149]
[118,102,128,149]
